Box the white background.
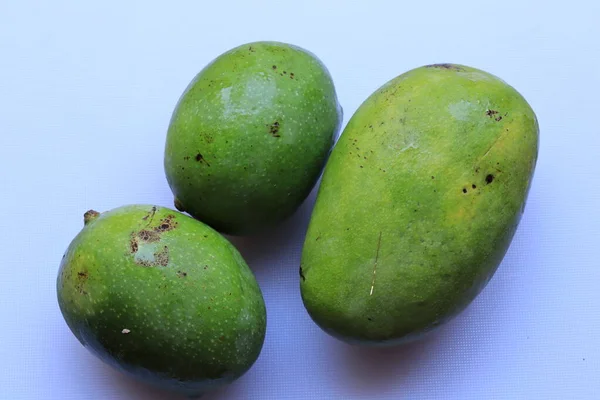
[1,1,599,399]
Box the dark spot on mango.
[177,271,187,278]
[195,153,211,166]
[272,65,277,69]
[462,188,467,193]
[75,271,89,294]
[486,174,495,184]
[138,230,160,243]
[154,215,178,233]
[136,246,169,268]
[130,237,139,253]
[299,266,306,281]
[472,184,477,189]
[486,109,499,118]
[425,63,464,71]
[269,121,281,137]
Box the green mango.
[164,41,342,235]
[300,64,539,346]
[57,205,266,396]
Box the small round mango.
[57,205,266,396]
[164,41,342,235]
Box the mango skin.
[164,41,342,235]
[57,205,266,396]
[300,64,539,346]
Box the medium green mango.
[57,205,266,396]
[164,41,342,235]
[300,64,539,346]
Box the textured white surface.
[1,1,599,399]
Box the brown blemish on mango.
[425,63,464,71]
[268,121,281,137]
[138,229,160,243]
[135,246,170,268]
[129,214,178,267]
[76,270,89,295]
[155,215,178,233]
[486,109,499,118]
[195,153,211,166]
[154,246,170,267]
[129,236,139,253]
[132,215,178,250]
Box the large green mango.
[57,205,266,396]
[300,64,539,346]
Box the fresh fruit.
[164,41,342,235]
[300,64,539,346]
[57,205,266,396]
